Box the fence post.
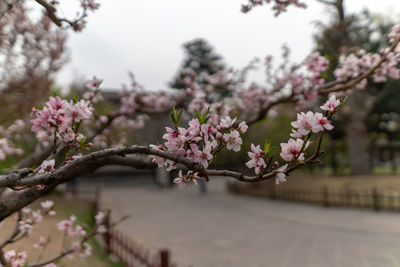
[104,215,112,254]
[160,249,170,267]
[323,186,330,207]
[372,187,380,211]
[93,187,101,214]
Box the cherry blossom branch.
[0,211,22,249]
[318,38,400,95]
[28,250,72,267]
[34,0,62,27]
[27,227,98,267]
[0,155,154,221]
[0,0,100,31]
[0,249,6,266]
[0,146,195,187]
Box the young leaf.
[171,113,176,124]
[264,139,271,155]
[194,109,202,123]
[170,106,178,124]
[177,110,183,122]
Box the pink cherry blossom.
[238,121,248,133]
[95,211,105,225]
[80,243,92,258]
[274,164,288,184]
[320,95,340,112]
[219,116,236,129]
[280,138,304,162]
[34,236,46,248]
[200,124,216,141]
[57,219,73,232]
[32,210,43,223]
[389,24,400,43]
[81,0,100,11]
[245,144,266,175]
[85,76,103,89]
[185,144,201,161]
[291,111,315,136]
[38,159,55,174]
[223,130,242,152]
[198,144,214,168]
[312,112,334,132]
[173,170,200,187]
[149,145,168,168]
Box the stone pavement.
[94,178,400,267]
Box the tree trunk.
[341,90,374,175]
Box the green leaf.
[269,146,276,154]
[170,113,176,124]
[194,109,202,123]
[340,96,349,106]
[264,139,271,154]
[80,136,87,145]
[170,106,178,124]
[203,106,210,117]
[177,110,183,121]
[334,96,349,114]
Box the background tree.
[314,1,397,175]
[0,3,68,123]
[170,38,225,89]
[0,1,399,265]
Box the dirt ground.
[0,194,117,267]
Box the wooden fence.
[227,182,400,211]
[84,189,177,267]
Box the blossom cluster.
[4,206,106,267]
[119,68,234,127]
[56,215,93,259]
[119,87,173,115]
[80,0,100,11]
[30,96,93,144]
[0,120,25,160]
[150,115,248,186]
[233,51,329,121]
[334,48,400,88]
[246,95,340,184]
[333,25,400,88]
[280,96,338,160]
[71,0,100,31]
[17,200,56,237]
[56,211,107,259]
[305,52,329,87]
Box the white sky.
[54,0,399,90]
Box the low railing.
[81,188,177,267]
[228,182,400,211]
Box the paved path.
[96,178,400,267]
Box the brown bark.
[340,90,374,175]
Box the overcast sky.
[54,0,399,90]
